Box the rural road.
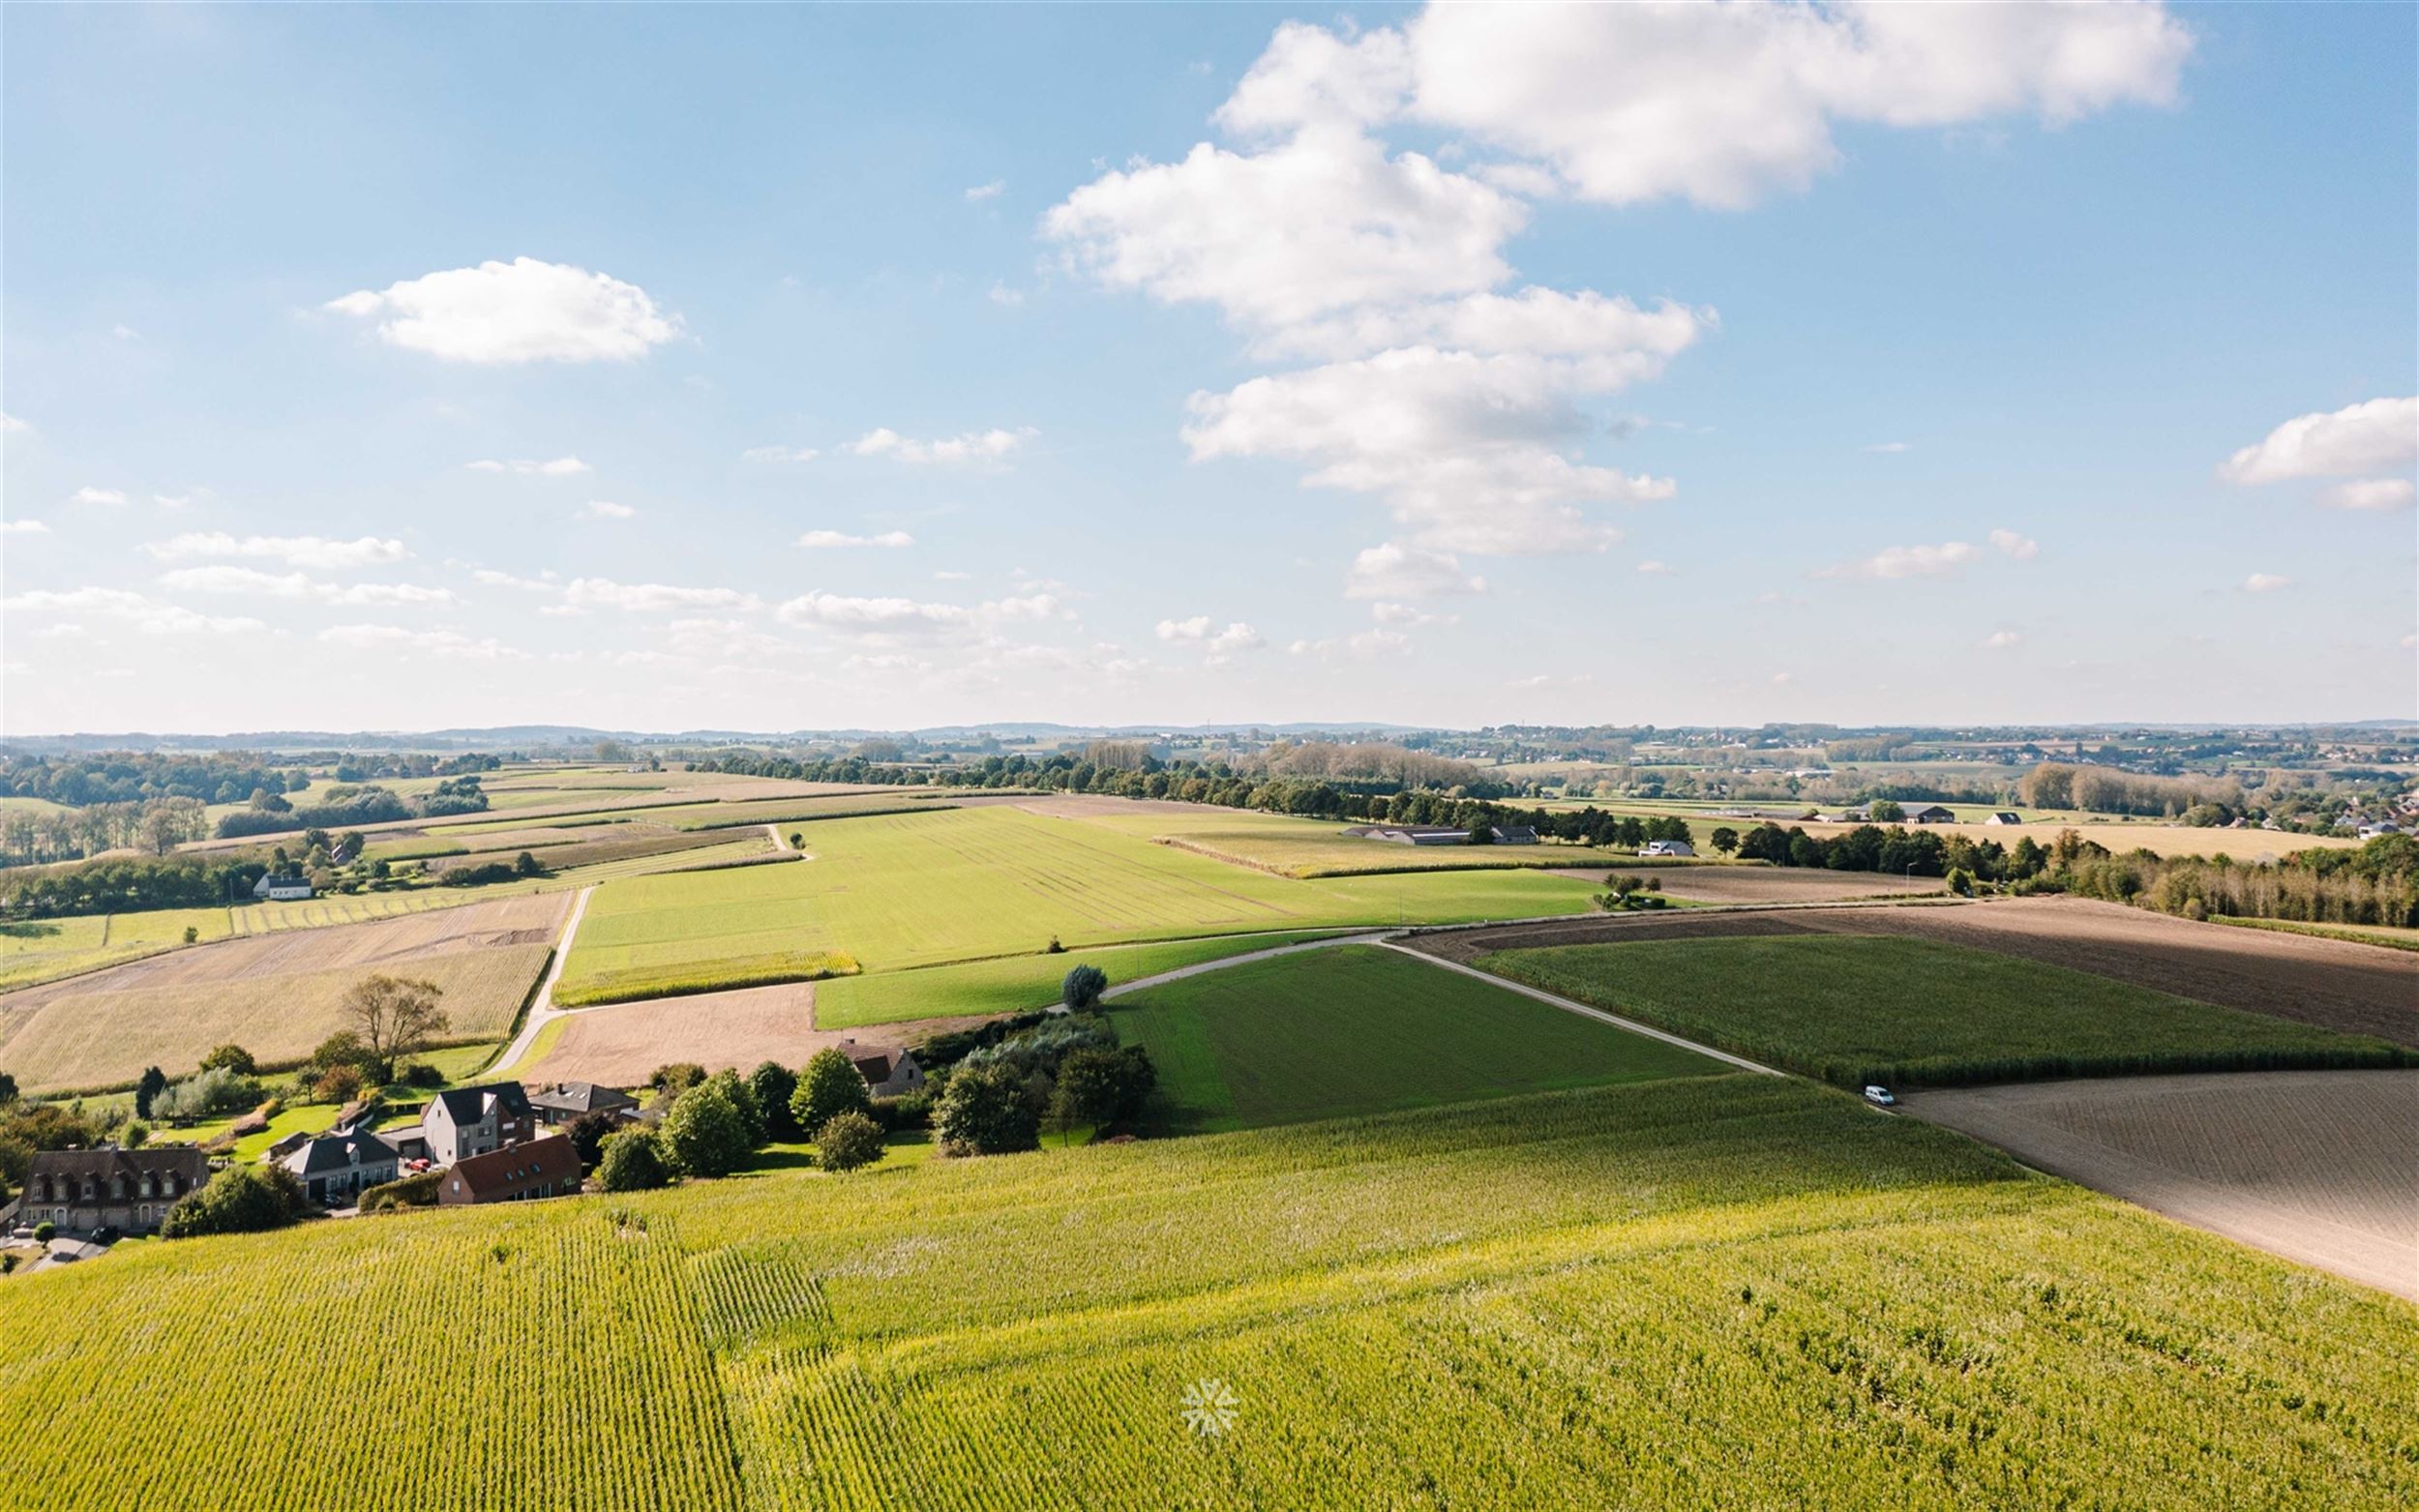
[489,884,594,1076]
[1096,932,1388,1002]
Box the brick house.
[18,1147,212,1236]
[435,1136,582,1206]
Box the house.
[281,1129,398,1205]
[1899,804,1956,824]
[1638,840,1695,858]
[18,1147,211,1236]
[421,1082,537,1167]
[1490,825,1540,845]
[436,1136,582,1206]
[2357,822,2402,841]
[253,874,314,902]
[1984,812,2023,826]
[1355,824,1475,845]
[842,1045,926,1099]
[525,1081,640,1127]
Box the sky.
[2,2,2413,735]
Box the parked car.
[1863,1085,1896,1107]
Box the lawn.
[1110,944,1725,1131]
[1478,934,2415,1088]
[555,805,1600,1003]
[814,929,1358,1028]
[3,1076,2411,1509]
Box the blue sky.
[3,2,2412,734]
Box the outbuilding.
[1638,840,1695,858]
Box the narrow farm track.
[489,885,595,1075]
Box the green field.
[1112,944,1724,1131]
[1059,806,1637,877]
[814,930,1357,1028]
[3,1076,2411,1508]
[555,806,1601,1003]
[2212,915,2419,953]
[1479,934,2414,1087]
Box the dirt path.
[1902,1070,2419,1300]
[1098,933,1387,1001]
[1539,866,1946,904]
[488,885,593,1074]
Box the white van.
[1863,1084,1896,1107]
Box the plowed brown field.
[519,981,987,1087]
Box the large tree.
[791,1048,873,1136]
[340,975,450,1082]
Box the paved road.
[488,885,595,1076]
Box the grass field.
[1478,934,2414,1088]
[1056,805,1636,877]
[1112,945,1724,1131]
[555,806,1601,1003]
[2,1076,2411,1508]
[814,930,1356,1028]
[2212,915,2419,953]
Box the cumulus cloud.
[2317,478,2415,512]
[466,456,591,476]
[775,590,976,641]
[323,256,680,364]
[1153,615,1260,660]
[318,624,523,659]
[796,529,915,548]
[1988,528,2039,560]
[2218,396,2418,485]
[984,593,1070,622]
[158,564,460,605]
[579,501,636,520]
[2240,573,2290,593]
[3,585,266,636]
[471,568,557,592]
[1817,541,1980,580]
[146,532,410,569]
[1344,542,1486,599]
[742,444,821,463]
[1634,559,1677,577]
[72,487,128,507]
[846,427,1036,466]
[1,519,49,536]
[560,578,762,613]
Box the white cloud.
[1154,616,1267,662]
[466,456,591,476]
[0,412,28,434]
[965,180,1006,201]
[72,487,128,507]
[983,593,1070,622]
[1817,541,1980,580]
[1345,627,1408,657]
[796,529,916,549]
[1369,601,1456,628]
[152,491,198,509]
[1155,615,1212,641]
[2219,397,2418,485]
[579,501,637,520]
[2317,478,2415,512]
[846,426,1036,465]
[3,585,265,636]
[1988,528,2039,560]
[1862,441,1912,454]
[775,590,976,641]
[986,282,1025,307]
[742,444,821,463]
[157,564,458,605]
[1982,629,2023,649]
[331,581,459,606]
[1,519,49,536]
[318,624,523,659]
[146,532,410,569]
[1343,542,1487,599]
[323,256,680,364]
[560,578,762,613]
[2241,573,2291,593]
[471,568,557,592]
[1634,559,1677,577]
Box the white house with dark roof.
[280,1129,398,1205]
[420,1082,537,1167]
[253,874,314,902]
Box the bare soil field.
[1903,1070,2419,1300]
[520,981,990,1086]
[0,892,570,1091]
[1543,866,1948,904]
[1417,897,2419,1046]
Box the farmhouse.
[280,1129,399,1205]
[17,1147,211,1236]
[850,1049,926,1099]
[1639,840,1695,858]
[436,1136,582,1206]
[1985,812,2024,826]
[526,1081,640,1127]
[421,1082,537,1167]
[1349,824,1540,845]
[1902,804,1957,824]
[253,874,314,902]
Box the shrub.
[1060,964,1108,1012]
[791,1048,873,1136]
[704,1068,767,1149]
[962,1015,1116,1079]
[597,1129,672,1192]
[750,1060,800,1141]
[815,1112,886,1172]
[313,1064,365,1106]
[872,1091,932,1132]
[914,1012,1051,1072]
[198,1044,257,1076]
[400,1062,446,1089]
[162,1166,308,1239]
[359,1170,441,1212]
[124,1121,150,1149]
[154,1066,264,1121]
[649,1062,707,1093]
[935,1060,1043,1156]
[565,1111,620,1171]
[661,1082,753,1178]
[1047,1045,1157,1137]
[33,1221,56,1245]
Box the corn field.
[2,1076,2411,1510]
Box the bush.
[934,1061,1043,1156]
[154,1066,264,1121]
[124,1121,150,1149]
[750,1060,801,1141]
[565,1111,620,1170]
[1047,1045,1157,1137]
[649,1062,707,1094]
[597,1129,672,1192]
[705,1068,768,1149]
[914,1012,1051,1072]
[815,1112,885,1172]
[198,1044,257,1076]
[358,1170,441,1212]
[661,1081,753,1178]
[313,1064,365,1106]
[791,1048,873,1136]
[162,1165,308,1239]
[400,1061,447,1089]
[33,1221,55,1245]
[1060,964,1108,1012]
[871,1090,932,1132]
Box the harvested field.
[1903,1070,2419,1300]
[1548,866,1949,904]
[0,892,569,1091]
[519,981,976,1087]
[1417,897,2419,1046]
